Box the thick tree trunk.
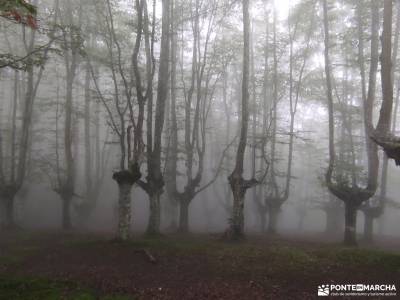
[267,207,279,234]
[230,185,245,239]
[344,202,357,246]
[326,210,340,235]
[178,199,190,233]
[260,210,266,233]
[112,167,141,241]
[146,193,161,236]
[165,198,178,231]
[4,197,15,228]
[117,183,133,241]
[363,213,373,242]
[62,195,72,230]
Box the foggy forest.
[1,0,400,299]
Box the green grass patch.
[310,245,400,272]
[0,277,135,300]
[0,277,82,300]
[334,248,400,270]
[128,236,400,275]
[127,235,219,254]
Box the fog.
[1,0,400,246]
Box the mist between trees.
[1,0,400,247]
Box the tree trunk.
[143,0,170,236]
[4,197,15,228]
[363,213,373,242]
[326,210,340,235]
[260,210,266,233]
[269,6,278,192]
[165,0,178,230]
[358,0,380,191]
[376,0,393,135]
[230,185,245,238]
[64,70,75,211]
[344,202,357,246]
[146,193,161,236]
[298,214,305,231]
[323,0,336,183]
[228,0,251,240]
[84,61,92,201]
[62,195,72,230]
[378,156,388,235]
[178,199,189,233]
[117,183,133,241]
[250,20,257,212]
[16,67,34,187]
[267,207,279,234]
[10,71,18,183]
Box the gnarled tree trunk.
[113,168,140,240]
[230,182,246,238]
[227,0,254,240]
[117,183,133,241]
[344,202,357,246]
[267,207,279,234]
[61,194,72,230]
[146,192,161,235]
[363,213,373,242]
[178,198,190,233]
[259,207,267,233]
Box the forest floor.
[0,231,400,299]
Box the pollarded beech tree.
[227,0,258,240]
[262,1,315,234]
[87,0,153,240]
[165,0,235,233]
[372,1,400,164]
[137,0,171,236]
[323,0,381,246]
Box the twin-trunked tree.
[165,0,235,233]
[322,0,399,246]
[88,0,170,239]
